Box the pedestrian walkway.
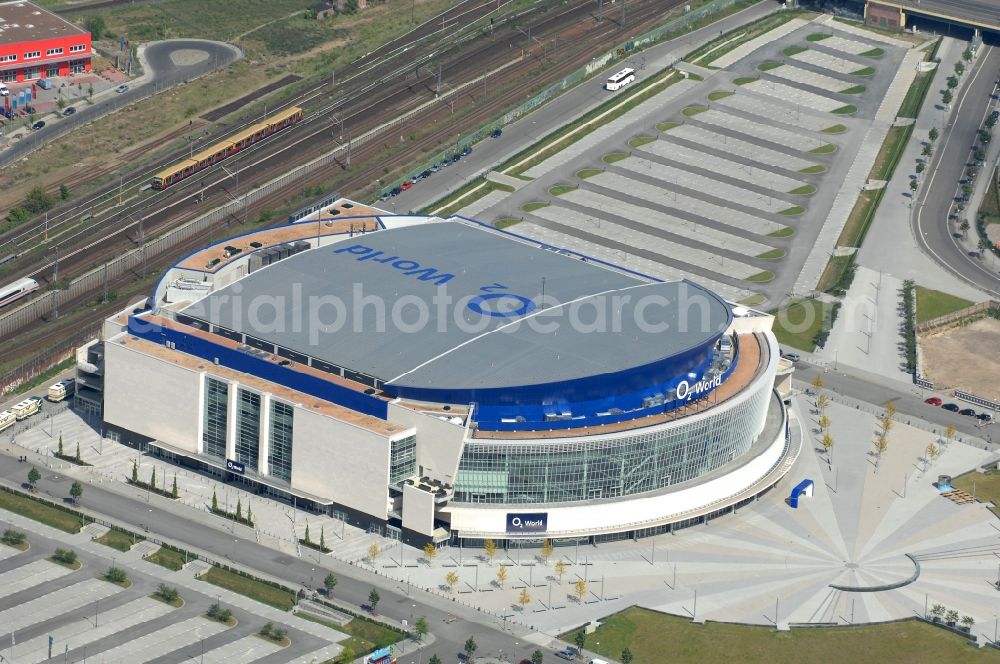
[792,48,874,75]
[485,171,529,190]
[96,616,231,664]
[693,108,830,151]
[0,558,73,599]
[0,577,123,632]
[638,138,808,192]
[767,64,858,94]
[813,15,915,49]
[710,16,812,68]
[716,92,839,132]
[664,122,818,171]
[741,78,845,112]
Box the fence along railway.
[0,0,727,387]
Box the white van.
[0,83,8,97]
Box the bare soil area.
[920,317,1000,400]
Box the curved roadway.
[912,44,1000,298]
[0,40,242,168]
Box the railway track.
[1,0,687,366]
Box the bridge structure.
[864,0,999,36]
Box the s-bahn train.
[0,277,39,309]
[151,106,304,190]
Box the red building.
[0,0,91,84]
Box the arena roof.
[0,1,87,45]
[182,221,731,391]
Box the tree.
[978,238,991,254]
[816,394,829,412]
[962,47,973,62]
[928,126,939,142]
[305,523,312,543]
[171,475,178,499]
[25,185,54,214]
[464,637,478,660]
[954,61,965,76]
[368,588,380,613]
[925,443,939,469]
[483,538,497,565]
[573,630,586,654]
[344,0,359,13]
[873,434,888,468]
[133,459,139,483]
[540,538,554,565]
[909,178,918,193]
[59,184,69,200]
[921,143,933,157]
[945,609,959,625]
[574,579,587,602]
[621,648,633,664]
[260,622,274,638]
[368,542,379,565]
[430,656,443,664]
[818,414,831,432]
[54,548,77,565]
[942,89,953,105]
[518,587,532,610]
[27,466,41,489]
[880,416,894,434]
[150,466,156,490]
[496,564,508,588]
[531,650,544,664]
[58,434,64,456]
[156,583,179,603]
[445,570,459,592]
[946,75,958,90]
[930,603,946,621]
[324,572,338,595]
[75,441,81,462]
[84,16,106,40]
[2,529,26,546]
[235,498,243,521]
[821,433,834,456]
[811,374,824,391]
[106,566,127,583]
[423,542,438,565]
[960,219,970,237]
[211,488,218,511]
[69,480,83,504]
[246,505,253,526]
[915,162,925,174]
[320,527,326,550]
[339,642,356,664]
[413,616,429,641]
[554,559,568,583]
[960,615,975,630]
[943,424,956,446]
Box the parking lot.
[445,16,916,306]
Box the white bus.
[0,410,15,433]
[11,396,42,420]
[47,379,75,403]
[606,67,636,91]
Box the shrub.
[156,583,179,603]
[2,529,26,546]
[106,566,128,583]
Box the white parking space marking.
[664,123,818,171]
[741,78,846,112]
[694,108,829,152]
[637,139,807,192]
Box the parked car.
[115,84,128,94]
[555,648,577,661]
[779,350,800,362]
[400,181,413,191]
[959,408,977,417]
[31,120,45,130]
[924,397,942,406]
[390,186,402,196]
[461,146,472,156]
[976,412,993,422]
[62,106,76,116]
[968,251,982,258]
[421,169,432,178]
[942,403,960,412]
[491,128,503,138]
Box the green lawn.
[733,76,758,86]
[862,47,885,57]
[756,249,786,260]
[809,144,837,155]
[521,202,549,213]
[561,607,1000,664]
[757,61,783,71]
[779,206,804,216]
[577,168,603,179]
[788,184,816,196]
[807,33,832,41]
[953,470,1000,517]
[768,227,795,238]
[299,614,403,663]
[782,45,807,57]
[822,124,847,134]
[493,218,523,229]
[915,287,973,323]
[831,105,858,115]
[656,121,680,132]
[685,9,805,66]
[739,294,767,306]
[94,529,143,553]
[602,153,629,164]
[841,85,866,95]
[798,164,827,174]
[708,90,734,101]
[200,566,296,611]
[747,271,774,283]
[852,67,876,76]
[0,487,86,534]
[772,299,830,351]
[682,105,709,117]
[549,184,579,196]
[147,547,189,571]
[628,136,656,148]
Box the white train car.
[0,277,39,309]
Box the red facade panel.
[0,30,92,82]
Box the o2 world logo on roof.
[334,243,536,318]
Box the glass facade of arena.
[235,388,261,469]
[202,377,228,460]
[268,400,294,482]
[453,377,771,505]
[389,435,417,485]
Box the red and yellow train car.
[151,106,304,190]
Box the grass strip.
[94,529,144,553]
[147,547,189,571]
[852,67,875,76]
[200,566,296,611]
[628,136,656,148]
[656,121,680,132]
[550,184,579,196]
[915,287,974,323]
[841,85,866,95]
[602,153,629,165]
[779,206,805,216]
[807,33,832,41]
[757,61,783,71]
[897,39,942,118]
[493,218,522,229]
[707,90,734,101]
[831,105,857,115]
[733,76,758,86]
[772,300,830,351]
[861,47,885,57]
[577,168,603,179]
[799,164,827,174]
[682,105,709,117]
[739,294,767,306]
[686,9,805,66]
[783,45,807,57]
[747,271,775,283]
[809,144,837,155]
[788,184,816,196]
[521,201,549,212]
[756,249,786,260]
[822,124,847,134]
[768,227,795,238]
[0,485,88,534]
[953,470,1000,518]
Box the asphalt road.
[0,40,242,168]
[0,451,546,664]
[912,44,1000,299]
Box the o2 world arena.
[100,199,798,546]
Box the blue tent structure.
[789,479,814,508]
